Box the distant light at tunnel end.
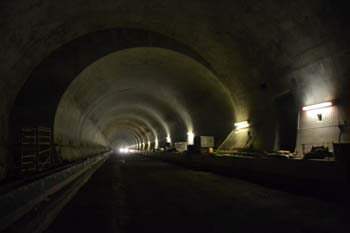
[302,101,332,111]
[119,147,129,153]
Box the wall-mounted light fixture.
[147,141,151,150]
[187,131,194,145]
[302,101,332,111]
[154,138,159,149]
[303,101,333,122]
[166,135,171,144]
[235,121,250,133]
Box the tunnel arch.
[106,121,152,147]
[10,28,236,162]
[106,126,146,149]
[11,27,228,131]
[97,112,166,144]
[106,114,159,144]
[65,90,189,144]
[53,46,235,156]
[110,130,140,149]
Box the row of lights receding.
[120,132,193,153]
[120,101,333,152]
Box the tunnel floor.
[45,154,348,233]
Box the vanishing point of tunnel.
[0,1,350,233]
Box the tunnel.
[0,1,350,233]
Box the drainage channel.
[0,152,110,233]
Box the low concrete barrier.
[150,153,341,201]
[0,152,110,232]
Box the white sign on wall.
[175,142,188,152]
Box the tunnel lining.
[10,28,236,162]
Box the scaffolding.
[20,127,52,173]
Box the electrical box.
[198,136,215,148]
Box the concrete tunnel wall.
[54,91,109,161]
[0,0,350,180]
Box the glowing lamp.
[234,121,250,130]
[302,102,332,111]
[187,131,194,145]
[155,139,159,149]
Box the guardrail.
[0,152,110,232]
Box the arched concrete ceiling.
[11,28,216,133]
[54,47,235,150]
